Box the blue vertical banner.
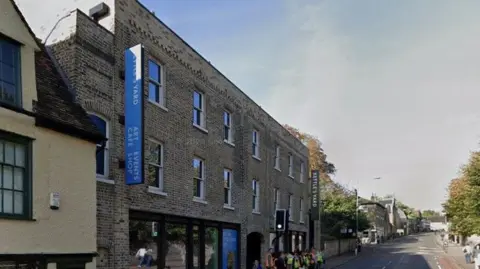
[222,229,238,269]
[124,44,144,185]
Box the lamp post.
[355,188,359,237]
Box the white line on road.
[381,260,392,269]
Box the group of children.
[255,248,326,269]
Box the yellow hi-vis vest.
[316,252,323,263]
[294,258,300,268]
[303,256,309,265]
[287,254,294,265]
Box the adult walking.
[463,243,473,264]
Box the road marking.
[381,260,392,269]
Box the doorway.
[246,232,263,268]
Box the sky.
[141,0,480,211]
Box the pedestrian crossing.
[414,246,445,256]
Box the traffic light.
[275,209,287,231]
[152,222,158,237]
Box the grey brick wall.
[49,2,310,268]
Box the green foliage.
[284,124,367,237]
[321,183,370,237]
[444,151,480,237]
[395,201,417,219]
[421,210,441,218]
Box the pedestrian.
[275,252,287,269]
[286,252,294,269]
[475,249,480,269]
[317,248,326,269]
[463,243,473,264]
[293,253,301,269]
[253,259,262,269]
[135,246,149,268]
[264,248,275,269]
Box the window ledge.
[96,177,115,184]
[224,139,235,147]
[147,186,167,196]
[0,215,36,221]
[148,100,169,112]
[193,198,208,204]
[300,221,305,224]
[252,211,261,215]
[223,205,235,211]
[193,124,209,134]
[289,219,294,222]
[274,167,281,172]
[252,155,261,162]
[288,175,294,179]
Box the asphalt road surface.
[336,233,461,269]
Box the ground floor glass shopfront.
[129,210,240,269]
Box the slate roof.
[9,0,104,144]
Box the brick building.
[14,0,310,268]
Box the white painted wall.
[430,222,447,231]
[13,0,115,44]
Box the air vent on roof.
[89,2,110,22]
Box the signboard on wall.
[222,229,238,269]
[124,44,145,185]
[310,170,320,220]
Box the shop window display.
[129,220,158,268]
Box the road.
[335,233,464,269]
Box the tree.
[321,187,370,237]
[284,124,336,175]
[461,151,480,213]
[395,201,417,219]
[284,125,368,237]
[421,210,441,218]
[443,177,479,237]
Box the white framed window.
[252,179,260,213]
[224,169,232,206]
[252,130,260,158]
[147,139,164,192]
[274,145,280,170]
[88,114,109,179]
[193,90,206,128]
[273,188,280,214]
[288,194,293,221]
[148,60,166,107]
[193,157,205,200]
[288,153,294,178]
[223,111,234,144]
[300,161,305,183]
[300,198,304,223]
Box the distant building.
[358,201,390,243]
[420,219,431,231]
[378,197,403,235]
[428,216,447,231]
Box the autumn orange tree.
[444,151,480,236]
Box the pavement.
[326,232,474,269]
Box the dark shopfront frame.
[130,210,241,269]
[271,229,307,253]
